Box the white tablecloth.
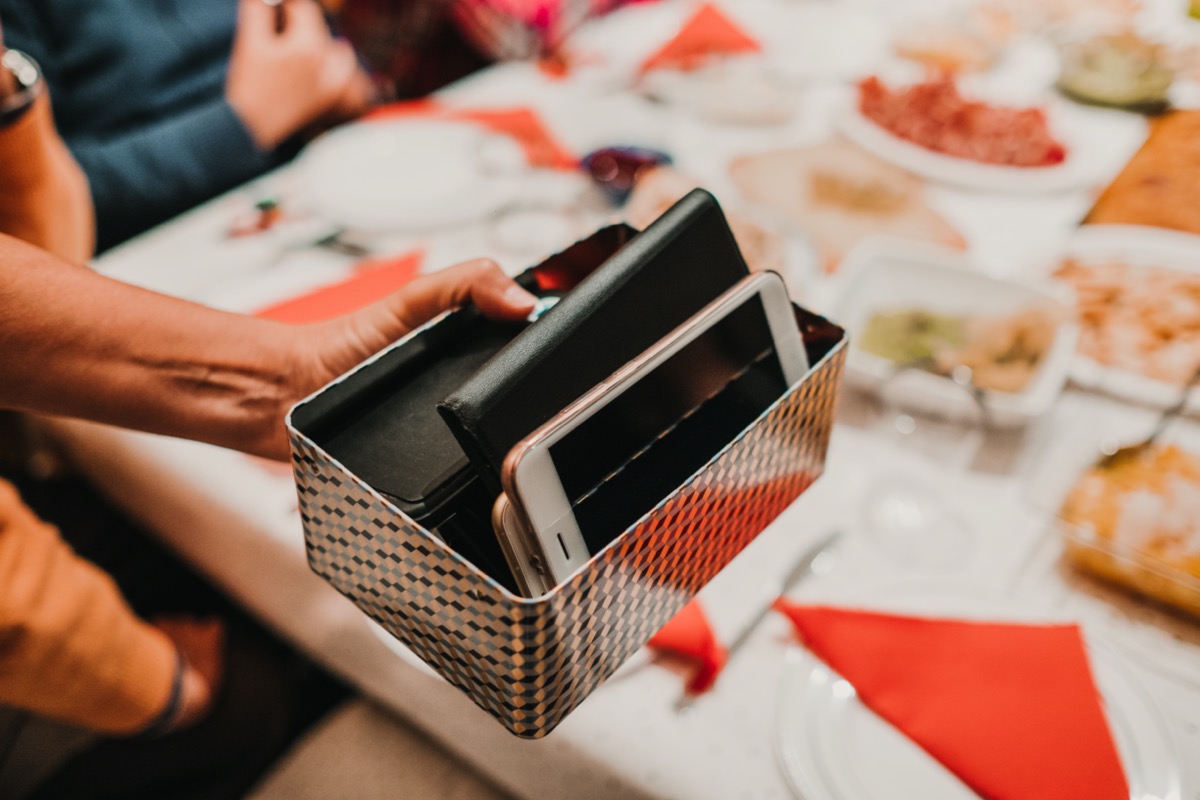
[46,1,1200,797]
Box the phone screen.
[547,295,789,554]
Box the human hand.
[226,0,371,150]
[153,617,226,732]
[262,258,537,460]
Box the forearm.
[0,234,298,459]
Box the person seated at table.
[0,0,377,252]
[0,29,538,797]
[0,0,646,254]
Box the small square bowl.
[833,238,1078,428]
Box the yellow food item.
[859,310,965,365]
[1060,445,1200,617]
[808,170,908,216]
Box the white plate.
[833,238,1078,427]
[838,94,1087,194]
[295,119,527,232]
[775,586,1181,800]
[1053,225,1200,412]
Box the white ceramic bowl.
[834,239,1078,427]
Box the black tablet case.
[437,189,751,493]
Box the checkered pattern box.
[288,306,845,738]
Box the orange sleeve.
[0,89,94,263]
[0,479,177,734]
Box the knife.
[675,529,842,712]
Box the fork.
[879,357,991,429]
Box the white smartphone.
[490,493,551,596]
[494,271,809,595]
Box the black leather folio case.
[438,189,751,493]
[293,190,750,590]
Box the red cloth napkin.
[639,3,761,74]
[363,100,578,170]
[255,251,425,324]
[648,599,727,694]
[773,602,1129,800]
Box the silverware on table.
[1097,365,1200,469]
[259,227,375,271]
[311,229,373,259]
[879,358,991,430]
[947,364,991,430]
[675,529,842,713]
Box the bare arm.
[0,233,536,460]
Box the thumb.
[458,261,540,322]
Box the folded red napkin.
[648,599,727,693]
[773,602,1129,800]
[363,101,578,170]
[255,251,425,324]
[639,3,761,74]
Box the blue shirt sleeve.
[71,99,275,250]
[1,0,277,251]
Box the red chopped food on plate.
[858,76,1068,168]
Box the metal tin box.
[287,267,845,739]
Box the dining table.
[40,0,1200,797]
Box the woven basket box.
[287,262,846,738]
